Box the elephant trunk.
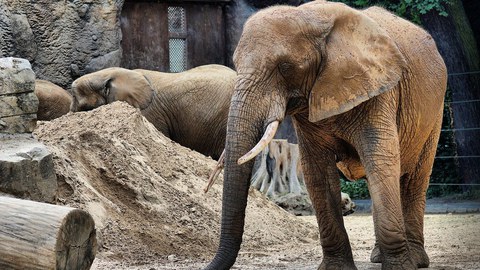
[204,99,262,269]
[204,76,286,270]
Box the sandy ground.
[91,213,480,270]
[32,102,480,270]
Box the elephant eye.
[103,79,112,97]
[279,62,294,77]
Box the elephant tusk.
[238,121,279,165]
[204,149,225,193]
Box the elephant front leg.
[297,134,356,269]
[357,132,416,269]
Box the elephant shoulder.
[189,64,235,74]
[362,6,445,74]
[183,65,236,92]
[362,6,431,41]
[134,69,169,80]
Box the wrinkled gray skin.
[71,65,236,160]
[205,2,446,270]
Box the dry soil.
[33,102,480,270]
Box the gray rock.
[10,14,37,62]
[85,49,122,73]
[0,57,36,95]
[0,57,38,133]
[0,133,57,203]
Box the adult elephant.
[205,1,447,270]
[35,80,73,121]
[70,65,235,160]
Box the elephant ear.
[109,69,154,110]
[307,3,406,122]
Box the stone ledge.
[0,133,57,203]
[0,91,38,116]
[0,113,37,133]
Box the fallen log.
[0,196,96,270]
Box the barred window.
[168,6,187,72]
[169,39,186,72]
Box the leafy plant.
[340,178,370,199]
[332,0,451,23]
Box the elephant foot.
[318,257,357,270]
[409,242,429,268]
[380,258,416,270]
[370,244,383,263]
[370,244,417,269]
[380,250,416,270]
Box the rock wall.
[0,0,124,89]
[0,0,310,87]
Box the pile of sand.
[33,102,318,267]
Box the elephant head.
[70,67,154,112]
[341,192,356,216]
[205,2,409,269]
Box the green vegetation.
[340,178,370,199]
[333,0,450,23]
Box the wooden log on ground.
[0,196,97,270]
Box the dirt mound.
[33,101,318,267]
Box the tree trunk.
[0,196,97,270]
[251,139,305,197]
[251,139,357,216]
[251,140,315,216]
[421,0,480,190]
[462,0,480,49]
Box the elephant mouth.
[75,97,106,112]
[343,209,355,216]
[286,97,308,115]
[343,201,357,216]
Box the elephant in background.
[35,79,73,121]
[70,65,236,160]
[205,1,446,270]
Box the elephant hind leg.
[356,129,416,269]
[400,121,442,268]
